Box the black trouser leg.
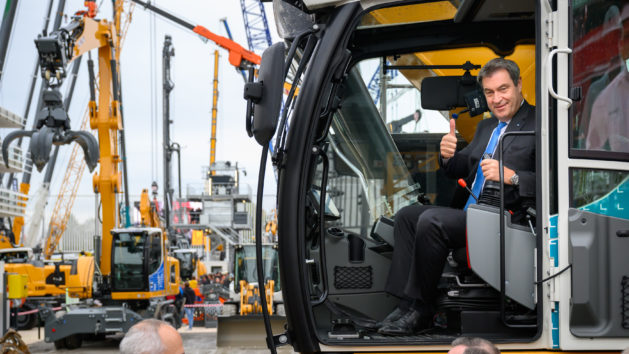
[384,204,435,299]
[404,207,467,307]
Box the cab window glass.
[234,246,280,292]
[571,1,629,156]
[571,168,629,220]
[112,233,146,291]
[148,234,162,274]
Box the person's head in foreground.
[119,319,184,354]
[448,336,500,354]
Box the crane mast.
[162,34,174,232]
[210,50,219,170]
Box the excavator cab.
[110,228,179,297]
[173,248,199,281]
[233,244,280,295]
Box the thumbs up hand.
[440,119,458,159]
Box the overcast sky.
[0,0,280,224]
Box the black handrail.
[310,146,329,306]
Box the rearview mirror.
[421,74,487,116]
[244,42,285,146]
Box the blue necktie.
[464,121,507,210]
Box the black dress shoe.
[376,307,407,328]
[377,309,433,336]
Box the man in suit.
[378,58,536,335]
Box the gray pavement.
[20,326,295,353]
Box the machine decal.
[579,177,629,221]
[549,215,558,267]
[552,304,560,349]
[149,261,165,291]
[549,215,559,348]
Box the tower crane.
[239,0,273,53]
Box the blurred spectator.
[575,5,623,148]
[586,4,629,152]
[119,319,183,354]
[183,282,196,330]
[222,273,233,288]
[448,337,500,354]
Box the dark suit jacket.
[439,101,536,219]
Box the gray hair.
[477,58,520,87]
[452,336,500,354]
[119,319,167,354]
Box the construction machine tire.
[64,334,83,350]
[217,315,286,348]
[16,303,37,330]
[53,339,65,350]
[51,310,68,350]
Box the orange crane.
[131,0,261,68]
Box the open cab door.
[551,0,629,350]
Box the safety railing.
[0,142,25,173]
[0,106,26,128]
[0,187,27,218]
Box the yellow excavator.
[0,1,103,330]
[2,1,181,349]
[138,187,206,282]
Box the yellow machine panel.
[7,274,28,299]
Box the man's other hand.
[440,119,458,159]
[480,159,516,184]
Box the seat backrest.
[466,204,536,309]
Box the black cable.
[534,264,572,285]
[254,144,277,354]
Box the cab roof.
[295,0,534,23]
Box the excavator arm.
[139,189,160,228]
